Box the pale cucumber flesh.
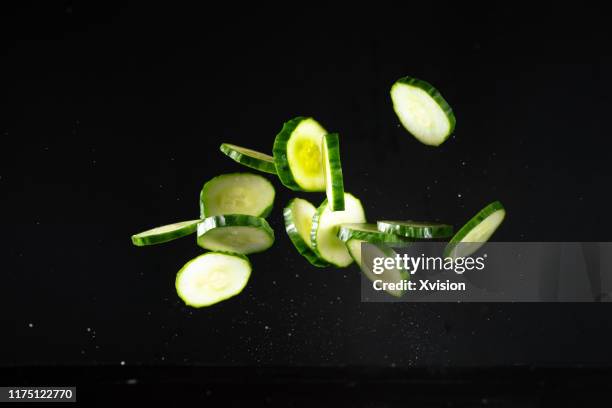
[312,193,366,267]
[175,252,251,308]
[200,173,275,218]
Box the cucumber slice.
[200,173,275,218]
[338,223,411,244]
[175,252,251,307]
[377,220,453,239]
[273,117,327,192]
[346,238,366,267]
[391,76,456,146]
[322,133,345,211]
[220,143,277,175]
[311,193,366,267]
[283,198,329,267]
[197,214,274,254]
[444,201,506,259]
[131,220,200,246]
[349,240,409,298]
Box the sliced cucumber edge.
[197,214,275,255]
[219,143,277,175]
[131,220,200,246]
[283,198,330,268]
[443,201,506,258]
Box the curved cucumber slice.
[311,193,366,267]
[273,117,327,191]
[197,214,274,254]
[391,76,456,146]
[377,220,453,239]
[444,201,506,259]
[323,133,345,211]
[131,220,200,246]
[283,198,329,267]
[346,238,366,266]
[220,143,277,174]
[350,241,409,298]
[200,173,275,218]
[338,223,411,244]
[175,252,251,307]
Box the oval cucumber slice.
[444,201,506,259]
[311,193,366,267]
[175,252,251,307]
[350,240,409,298]
[346,238,366,267]
[200,173,275,218]
[273,117,327,192]
[377,220,453,239]
[323,133,345,211]
[197,214,275,254]
[131,220,200,246]
[391,76,456,146]
[283,198,329,267]
[220,143,277,174]
[338,223,411,244]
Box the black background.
[1,2,611,369]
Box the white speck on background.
[457,193,462,198]
[120,361,126,366]
[28,323,34,328]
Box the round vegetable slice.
[197,214,274,254]
[131,220,200,246]
[220,143,277,174]
[175,252,251,308]
[323,133,345,211]
[338,223,411,244]
[200,173,275,218]
[444,201,506,259]
[377,220,453,239]
[283,198,329,267]
[273,117,327,191]
[351,241,409,298]
[311,193,366,267]
[346,238,366,267]
[390,76,456,146]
